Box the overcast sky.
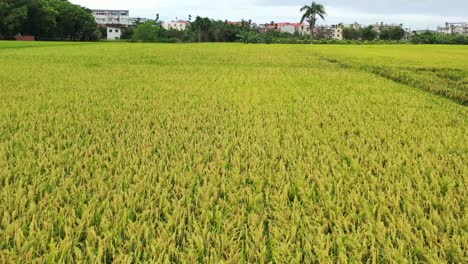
[70,0,468,30]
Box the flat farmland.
[0,42,467,262]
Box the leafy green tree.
[190,16,212,42]
[300,1,326,39]
[53,3,99,40]
[2,5,28,37]
[410,31,468,44]
[343,27,361,40]
[132,21,159,42]
[120,27,134,40]
[0,0,99,40]
[237,30,259,44]
[361,26,378,41]
[343,26,377,41]
[380,27,405,40]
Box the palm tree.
[300,2,326,39]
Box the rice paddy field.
[0,42,467,263]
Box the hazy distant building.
[92,10,131,40]
[371,22,403,33]
[276,23,302,34]
[314,24,344,40]
[438,22,468,36]
[162,21,190,31]
[92,10,131,26]
[346,22,362,29]
[130,17,151,25]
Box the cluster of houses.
[437,22,468,36]
[91,9,191,40]
[90,9,468,41]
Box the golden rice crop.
[0,42,467,263]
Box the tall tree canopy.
[0,0,100,40]
[300,2,326,39]
[190,16,212,42]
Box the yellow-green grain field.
[0,42,467,262]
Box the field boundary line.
[314,54,468,106]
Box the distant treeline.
[1,1,467,45]
[0,0,100,41]
[124,18,253,43]
[128,18,468,45]
[410,31,468,44]
[125,18,406,44]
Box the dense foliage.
[0,0,99,40]
[379,27,406,40]
[343,26,378,41]
[410,31,468,44]
[129,17,247,43]
[0,42,467,262]
[128,19,467,45]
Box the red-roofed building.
[261,22,306,34]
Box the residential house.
[296,23,343,39]
[106,27,124,40]
[313,24,344,40]
[92,9,131,40]
[298,24,310,35]
[279,23,303,34]
[261,22,279,32]
[371,22,403,33]
[438,22,468,36]
[260,22,303,34]
[162,21,190,31]
[347,22,362,29]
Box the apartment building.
[438,22,468,36]
[92,10,131,40]
[295,23,344,40]
[92,10,131,26]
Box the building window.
[109,29,113,33]
[115,29,119,33]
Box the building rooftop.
[92,9,129,12]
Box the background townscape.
[1,0,467,44]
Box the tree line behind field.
[128,18,468,45]
[1,0,466,44]
[0,0,100,41]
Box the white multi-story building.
[162,21,190,31]
[92,10,131,40]
[438,22,468,36]
[92,10,131,26]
